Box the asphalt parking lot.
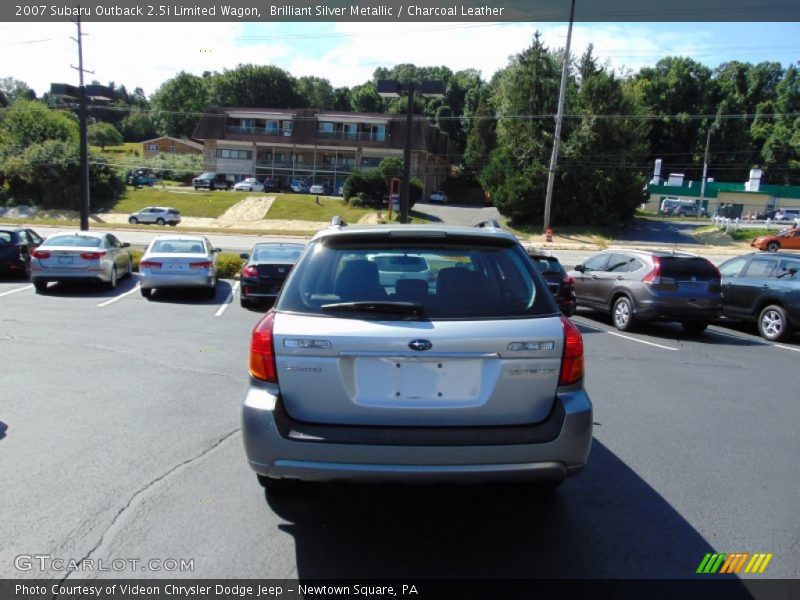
[1,275,798,583]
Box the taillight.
[642,256,662,284]
[562,276,574,287]
[80,251,106,260]
[559,316,584,386]
[32,250,50,259]
[139,260,162,269]
[189,261,213,269]
[250,312,277,383]
[242,265,259,278]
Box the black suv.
[718,252,800,341]
[527,250,576,316]
[192,172,231,191]
[569,250,722,334]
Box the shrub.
[130,249,143,271]
[216,253,245,279]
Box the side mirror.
[239,253,249,259]
[213,248,222,253]
[574,264,585,273]
[122,242,131,248]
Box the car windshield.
[44,235,102,247]
[151,239,205,254]
[252,245,304,262]
[659,257,719,280]
[277,236,556,320]
[529,256,565,275]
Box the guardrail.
[711,216,800,231]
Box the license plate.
[168,264,185,270]
[58,256,73,265]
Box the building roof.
[141,136,204,151]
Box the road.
[1,276,798,582]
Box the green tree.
[88,122,123,150]
[295,76,335,109]
[0,99,78,158]
[118,111,156,142]
[350,83,383,113]
[150,71,210,138]
[0,77,34,103]
[207,64,300,108]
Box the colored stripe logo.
[697,553,773,574]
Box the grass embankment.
[112,188,241,218]
[265,194,372,223]
[91,142,143,156]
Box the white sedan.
[428,190,448,204]
[139,235,220,299]
[233,178,265,192]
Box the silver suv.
[127,206,181,226]
[242,220,592,494]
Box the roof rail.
[330,215,348,228]
[475,218,501,229]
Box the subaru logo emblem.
[408,339,432,351]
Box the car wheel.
[766,241,780,252]
[23,259,32,280]
[209,183,216,191]
[257,475,300,494]
[33,280,48,294]
[682,321,708,335]
[156,218,165,226]
[140,287,153,299]
[758,305,791,342]
[107,266,117,290]
[612,296,636,331]
[194,186,200,191]
[240,297,252,309]
[169,222,177,226]
[126,257,133,279]
[129,217,138,224]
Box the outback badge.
[408,339,433,351]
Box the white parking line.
[573,319,679,351]
[214,281,240,318]
[707,327,800,353]
[97,284,141,307]
[0,284,33,298]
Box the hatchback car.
[569,250,722,333]
[718,252,800,341]
[527,250,576,316]
[242,220,592,495]
[233,178,265,192]
[239,242,305,309]
[30,231,132,293]
[139,235,220,299]
[750,227,800,252]
[127,207,181,226]
[0,227,43,278]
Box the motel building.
[192,107,452,195]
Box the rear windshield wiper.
[321,301,425,318]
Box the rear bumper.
[241,278,284,298]
[242,388,592,483]
[139,271,214,289]
[31,268,110,283]
[634,300,721,322]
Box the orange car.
[751,227,800,252]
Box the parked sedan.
[139,235,220,299]
[309,184,328,195]
[428,190,448,204]
[0,227,43,278]
[719,252,800,341]
[290,181,310,194]
[569,250,722,333]
[239,242,305,308]
[30,231,132,293]
[233,178,265,192]
[750,227,800,252]
[127,207,181,226]
[527,250,576,316]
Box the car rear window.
[44,235,102,247]
[277,237,556,320]
[253,245,304,261]
[528,256,566,276]
[150,240,205,253]
[0,232,13,244]
[659,257,718,281]
[168,209,180,215]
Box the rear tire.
[240,297,252,309]
[766,241,780,252]
[758,304,791,341]
[128,217,138,224]
[257,475,300,495]
[612,296,636,331]
[107,266,117,290]
[682,321,708,335]
[126,257,133,279]
[156,218,165,226]
[140,287,153,299]
[33,280,47,294]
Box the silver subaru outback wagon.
[242,220,592,494]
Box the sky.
[1,20,798,98]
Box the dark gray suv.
[569,250,722,334]
[242,220,592,495]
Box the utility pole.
[71,10,93,231]
[543,0,576,233]
[699,125,713,211]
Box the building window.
[169,146,176,153]
[147,144,159,152]
[217,149,253,160]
